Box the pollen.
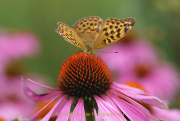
[57,52,113,97]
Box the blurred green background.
[0,0,180,87]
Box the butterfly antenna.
[96,51,118,53]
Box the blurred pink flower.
[0,31,40,82]
[98,40,157,75]
[118,62,179,103]
[98,40,180,102]
[22,52,167,121]
[0,31,44,120]
[0,31,40,65]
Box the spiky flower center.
[57,52,112,97]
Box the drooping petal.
[30,94,61,121]
[111,83,168,109]
[110,94,150,121]
[41,95,68,121]
[109,92,159,121]
[27,78,58,90]
[56,97,75,121]
[94,95,126,121]
[70,98,85,121]
[22,77,62,102]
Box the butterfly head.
[85,44,96,55]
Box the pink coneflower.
[118,62,179,103]
[98,40,157,75]
[98,39,179,102]
[0,30,40,85]
[23,52,167,121]
[0,31,43,120]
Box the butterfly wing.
[72,16,103,47]
[55,22,88,50]
[93,18,136,50]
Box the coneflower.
[22,52,167,121]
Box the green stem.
[84,98,95,121]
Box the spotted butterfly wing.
[55,22,88,50]
[56,16,103,52]
[72,16,103,50]
[93,18,136,49]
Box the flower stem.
[84,98,95,121]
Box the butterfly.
[55,16,135,55]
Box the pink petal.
[22,77,62,102]
[30,94,61,121]
[70,98,85,121]
[41,95,68,121]
[56,97,75,121]
[94,109,104,121]
[100,95,127,121]
[27,78,58,90]
[110,92,158,121]
[112,82,145,92]
[110,94,150,121]
[111,83,168,109]
[94,95,126,121]
[101,94,121,111]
